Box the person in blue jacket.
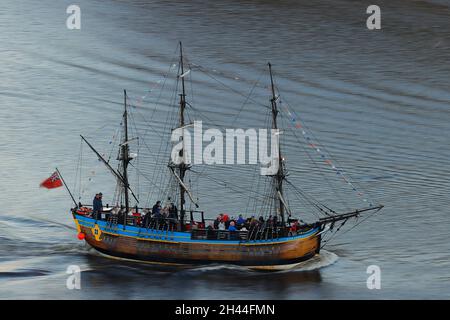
[93,193,103,220]
[228,221,237,231]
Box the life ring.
[76,207,92,215]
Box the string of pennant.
[280,102,372,207]
[111,60,371,207]
[133,63,178,109]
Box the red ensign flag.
[40,171,63,189]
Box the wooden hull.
[74,214,322,270]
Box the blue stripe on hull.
[74,214,319,244]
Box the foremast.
[80,89,138,224]
[268,63,287,227]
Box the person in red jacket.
[222,213,230,229]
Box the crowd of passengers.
[88,194,179,226]
[83,193,301,233]
[207,213,290,232]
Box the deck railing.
[77,206,311,240]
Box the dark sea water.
[1,0,449,299]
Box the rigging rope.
[194,64,270,110]
[278,94,375,207]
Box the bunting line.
[281,103,372,207]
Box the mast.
[268,62,286,226]
[178,41,187,227]
[80,135,140,203]
[122,89,130,220]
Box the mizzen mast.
[268,62,286,226]
[120,90,130,223]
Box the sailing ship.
[69,43,383,270]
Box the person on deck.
[168,202,178,220]
[228,221,238,240]
[237,214,245,227]
[249,216,258,232]
[222,213,230,229]
[152,201,162,217]
[93,193,103,220]
[152,201,163,226]
[167,202,178,228]
[142,208,151,228]
[161,197,172,218]
[290,220,300,233]
[213,216,220,229]
[266,215,273,228]
[206,222,215,240]
[228,221,237,232]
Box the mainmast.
[121,89,130,221]
[268,63,286,226]
[178,42,188,227]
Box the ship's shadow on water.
[78,249,338,297]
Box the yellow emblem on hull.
[74,219,81,233]
[91,224,103,242]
